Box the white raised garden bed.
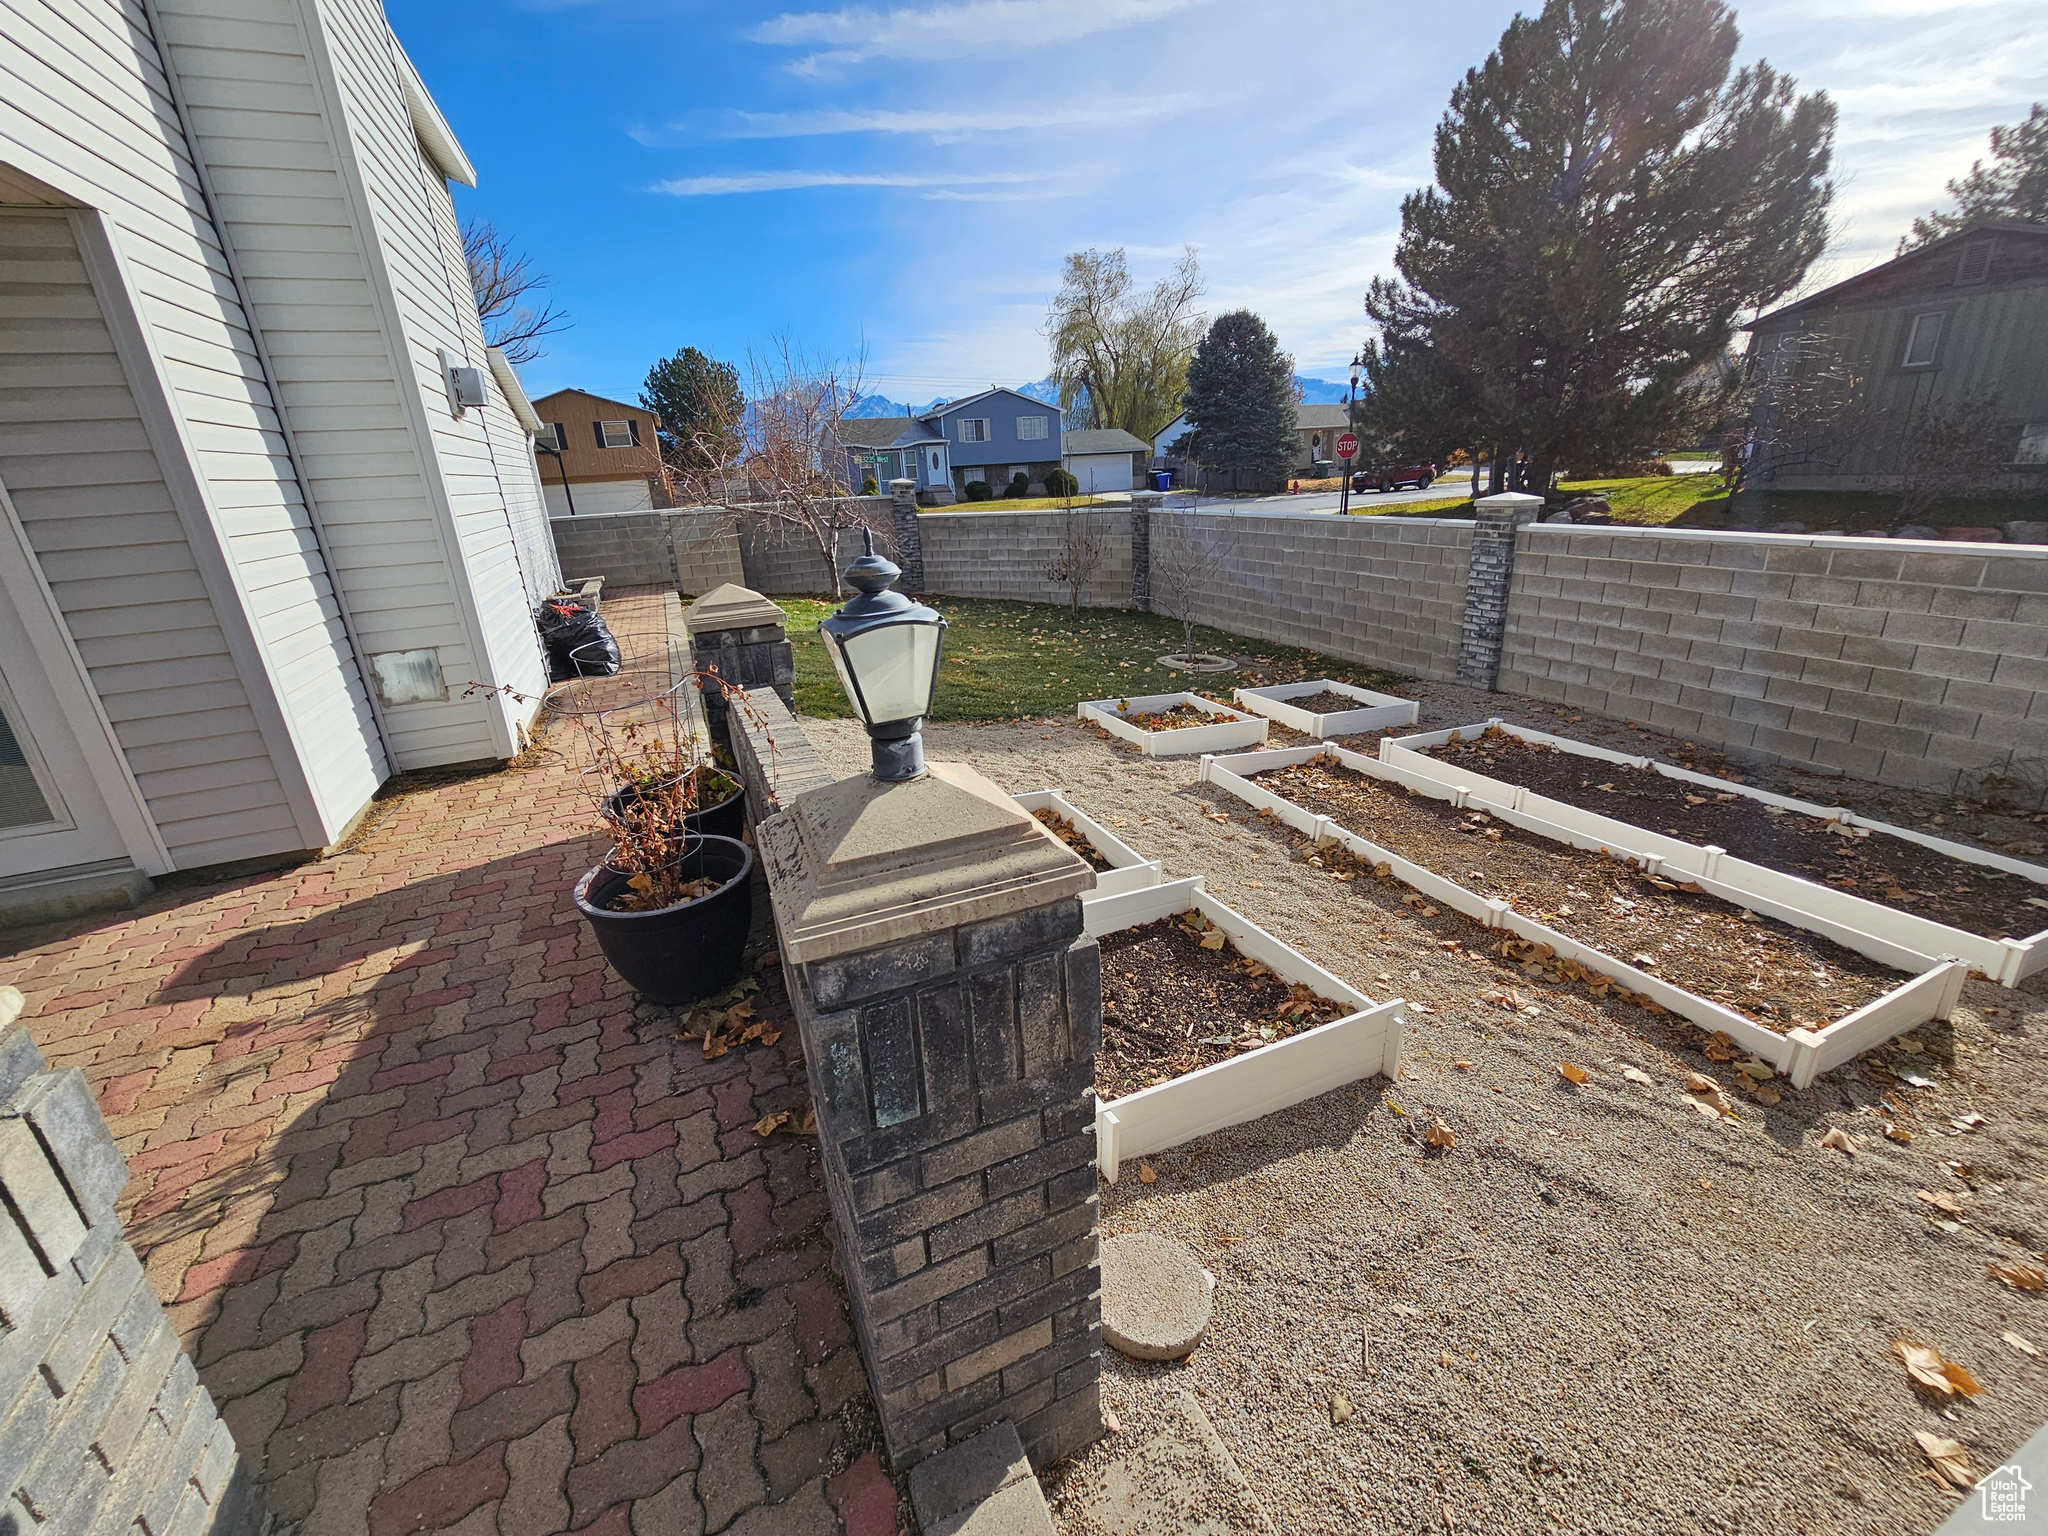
[1078,692,1268,757]
[1087,875,1405,1183]
[1201,743,1971,1089]
[1013,789,1162,901]
[1232,679,1419,738]
[1380,720,2048,989]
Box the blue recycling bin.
[1150,470,1172,492]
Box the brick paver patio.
[0,589,903,1536]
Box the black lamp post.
[819,530,948,781]
[1340,351,1362,518]
[538,440,577,516]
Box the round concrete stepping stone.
[1100,1232,1213,1360]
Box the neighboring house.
[532,389,670,516]
[0,0,560,923]
[835,388,1063,497]
[1745,219,2048,490]
[1061,429,1152,493]
[1292,404,1355,470]
[835,416,952,497]
[1153,413,1192,459]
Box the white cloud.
[748,0,1203,72]
[705,96,1194,139]
[650,168,1050,196]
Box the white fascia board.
[395,43,477,188]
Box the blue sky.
[390,0,2048,408]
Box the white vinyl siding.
[0,210,298,866]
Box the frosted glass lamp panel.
[840,624,941,724]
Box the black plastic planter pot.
[573,834,754,1005]
[603,776,748,843]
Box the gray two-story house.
[837,387,1062,499]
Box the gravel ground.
[799,689,2048,1536]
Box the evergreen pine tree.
[1182,310,1297,480]
[1905,104,2048,250]
[1367,0,1835,487]
[641,347,745,474]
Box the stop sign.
[1336,432,1359,460]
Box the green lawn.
[1342,474,2048,534]
[774,596,1405,721]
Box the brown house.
[530,388,669,516]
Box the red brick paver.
[0,589,904,1536]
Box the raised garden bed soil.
[1430,731,2048,941]
[1097,916,1346,1101]
[1287,689,1385,717]
[1031,808,1114,872]
[1251,756,1902,1033]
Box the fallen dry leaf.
[1820,1127,1858,1154]
[1895,1339,1983,1397]
[1915,1431,1976,1491]
[1918,1190,1965,1216]
[1688,1099,1722,1121]
[1885,1124,1913,1144]
[1136,1162,1158,1185]
[1735,1060,1775,1081]
[2005,1330,2040,1357]
[1330,1393,1354,1425]
[751,1110,791,1138]
[1424,1118,1459,1150]
[1103,1408,1121,1433]
[1621,1066,1654,1087]
[1453,1059,1473,1071]
[1684,1071,1719,1094]
[1750,1084,1783,1107]
[1702,1032,1740,1062]
[1989,1261,2048,1292]
[1559,1062,1589,1085]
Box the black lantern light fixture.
[819,530,948,781]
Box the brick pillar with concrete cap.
[888,478,928,593]
[755,759,1105,1471]
[1128,491,1160,610]
[1457,491,1543,689]
[682,581,794,742]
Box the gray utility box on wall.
[682,583,796,743]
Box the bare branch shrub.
[1896,387,2009,525]
[1149,501,1230,659]
[670,335,886,596]
[1042,492,1107,616]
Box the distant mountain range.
[844,373,1352,421]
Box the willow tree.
[1045,246,1205,443]
[1367,0,1836,490]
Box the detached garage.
[1061,429,1151,493]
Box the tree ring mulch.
[1157,653,1238,673]
[1096,915,1348,1102]
[1429,730,2048,941]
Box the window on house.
[1016,416,1048,441]
[1957,243,1992,285]
[958,418,991,443]
[537,423,564,450]
[2016,424,2048,465]
[1901,312,1943,368]
[596,419,638,448]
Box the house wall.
[307,0,551,760]
[933,392,1060,471]
[529,389,665,487]
[543,476,653,519]
[0,210,301,868]
[1750,240,2048,491]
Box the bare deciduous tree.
[463,218,569,366]
[1738,333,1883,491]
[1042,492,1107,616]
[1149,501,1230,661]
[670,335,885,597]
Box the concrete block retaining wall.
[1500,528,2048,790]
[549,507,2048,785]
[1,1010,265,1536]
[918,510,1133,610]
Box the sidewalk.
[0,587,901,1536]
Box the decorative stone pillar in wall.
[683,582,795,743]
[1456,491,1543,690]
[756,765,1104,1472]
[1128,491,1161,610]
[889,479,928,594]
[0,992,266,1536]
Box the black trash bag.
[538,602,621,680]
